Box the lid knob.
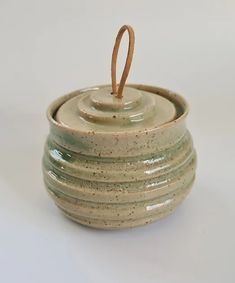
[111,25,135,99]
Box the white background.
[0,1,235,282]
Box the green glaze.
[42,84,197,229]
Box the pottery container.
[42,84,197,229]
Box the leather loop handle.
[111,25,135,98]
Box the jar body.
[42,85,197,229]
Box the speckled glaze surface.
[42,84,197,229]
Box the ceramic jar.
[42,25,197,229]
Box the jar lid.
[55,25,177,133]
[55,85,176,133]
